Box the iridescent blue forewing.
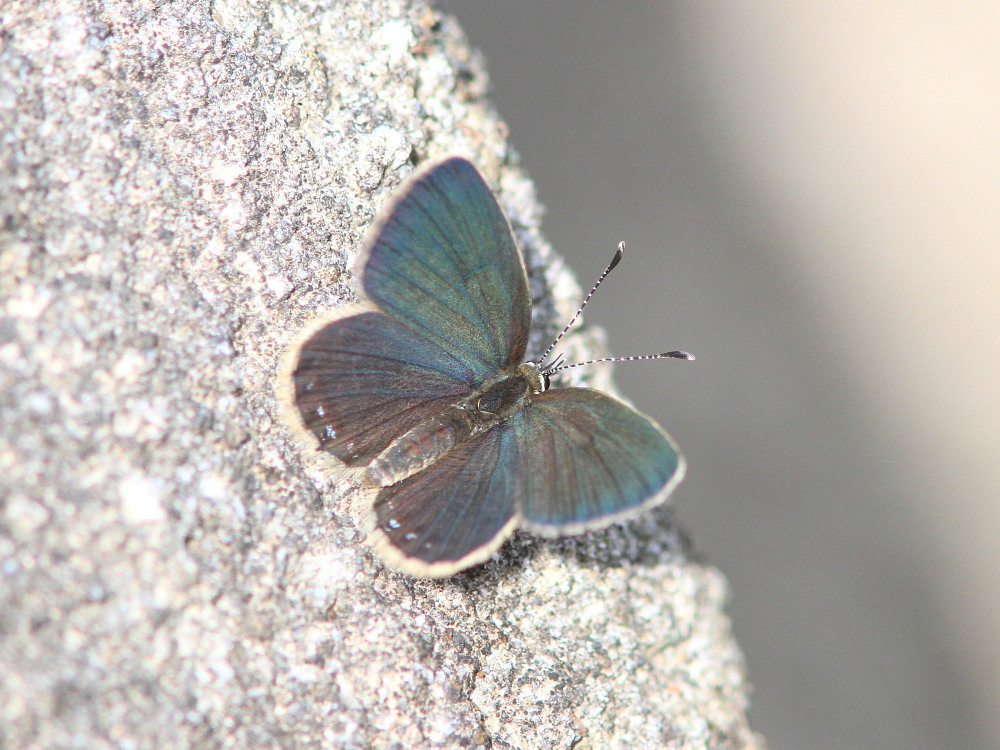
[362,158,531,381]
[512,388,685,533]
[367,426,519,576]
[281,157,529,471]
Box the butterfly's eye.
[476,395,497,416]
[542,373,551,391]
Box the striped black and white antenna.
[537,241,694,377]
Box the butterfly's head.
[517,361,549,394]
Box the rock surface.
[0,1,761,747]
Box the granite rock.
[0,1,761,747]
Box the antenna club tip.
[608,243,624,270]
[664,350,695,361]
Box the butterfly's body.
[367,363,545,487]
[281,157,686,577]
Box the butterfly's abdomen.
[365,408,475,487]
[365,372,534,488]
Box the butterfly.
[280,156,689,577]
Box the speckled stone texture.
[0,1,761,748]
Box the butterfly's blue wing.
[282,157,531,470]
[367,424,519,577]
[365,388,683,575]
[282,307,475,470]
[361,157,531,382]
[512,388,685,533]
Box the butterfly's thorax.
[365,363,545,488]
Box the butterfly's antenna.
[538,242,625,366]
[544,350,694,376]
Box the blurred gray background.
[448,3,1000,750]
